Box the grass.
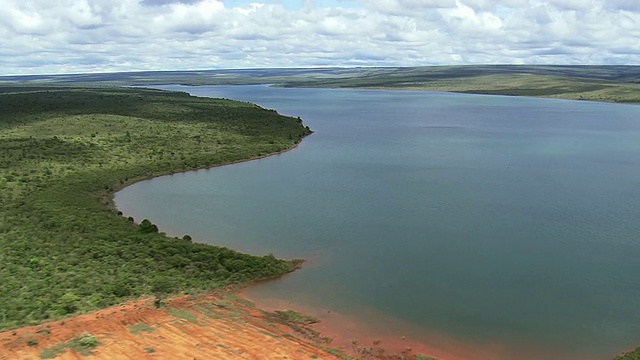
[0,86,312,331]
[39,344,66,359]
[273,310,319,325]
[167,308,200,325]
[416,354,440,360]
[128,323,155,334]
[324,347,360,360]
[226,293,256,308]
[66,333,101,356]
[193,305,221,319]
[39,333,100,358]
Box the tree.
[139,219,158,233]
[59,292,80,315]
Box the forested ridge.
[0,86,312,330]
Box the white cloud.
[356,0,457,15]
[544,0,594,11]
[604,0,640,11]
[0,0,638,75]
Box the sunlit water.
[115,85,640,359]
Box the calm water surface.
[115,85,640,359]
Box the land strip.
[276,66,640,104]
[3,65,639,104]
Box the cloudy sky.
[1,0,639,75]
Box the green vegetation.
[40,333,100,358]
[128,323,155,334]
[416,354,440,360]
[193,304,221,319]
[66,333,101,356]
[0,86,312,331]
[168,308,200,325]
[273,310,319,325]
[40,344,66,359]
[615,348,640,360]
[324,347,360,360]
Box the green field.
[0,86,312,330]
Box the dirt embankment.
[0,291,345,360]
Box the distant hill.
[2,65,640,103]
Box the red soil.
[0,291,343,360]
[1,289,548,360]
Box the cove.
[115,85,640,359]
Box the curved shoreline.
[240,283,579,360]
[0,86,315,333]
[107,86,638,360]
[109,137,308,210]
[107,107,461,359]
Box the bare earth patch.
[0,291,344,360]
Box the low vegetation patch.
[40,332,100,358]
[616,347,640,360]
[416,354,440,360]
[0,86,312,331]
[168,308,200,325]
[324,347,360,360]
[39,344,66,359]
[128,323,155,334]
[67,333,101,356]
[273,310,319,325]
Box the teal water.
[115,85,640,359]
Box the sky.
[1,0,639,75]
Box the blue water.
[115,85,640,359]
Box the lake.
[115,85,640,359]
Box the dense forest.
[0,86,312,330]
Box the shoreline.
[239,258,487,360]
[108,136,308,210]
[3,283,625,360]
[0,87,316,335]
[107,126,454,360]
[240,268,610,360]
[240,286,470,360]
[104,87,637,360]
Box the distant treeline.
[2,65,640,104]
